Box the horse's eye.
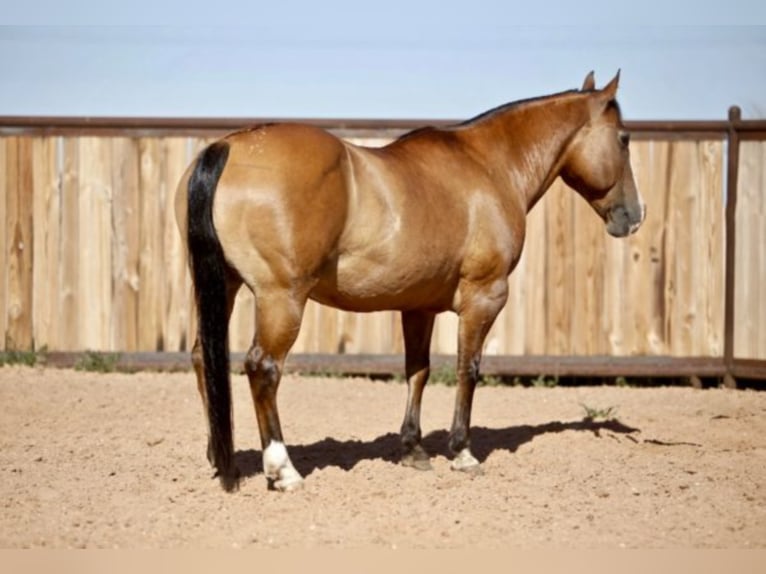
[618,131,630,147]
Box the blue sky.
[2,3,765,120]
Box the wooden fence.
[0,114,764,378]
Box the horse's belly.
[309,257,457,313]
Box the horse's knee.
[245,346,281,397]
[244,345,279,379]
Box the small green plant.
[0,347,46,367]
[480,374,503,387]
[75,351,121,373]
[430,363,458,386]
[299,368,343,379]
[581,403,618,422]
[531,374,559,388]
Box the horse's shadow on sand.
[234,418,640,479]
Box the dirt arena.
[1,365,764,549]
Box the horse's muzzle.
[606,202,646,238]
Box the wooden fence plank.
[661,140,725,357]
[138,138,165,350]
[546,180,576,355]
[31,137,61,350]
[620,141,660,355]
[4,137,21,349]
[5,138,35,350]
[666,141,695,355]
[637,140,671,355]
[110,137,141,351]
[78,138,113,350]
[59,138,80,350]
[162,138,194,352]
[760,143,766,359]
[698,140,725,357]
[735,141,766,359]
[0,139,7,351]
[759,143,766,359]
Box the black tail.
[186,140,239,491]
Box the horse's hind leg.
[191,273,242,467]
[399,310,436,470]
[245,290,306,491]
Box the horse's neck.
[465,95,590,212]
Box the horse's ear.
[589,70,620,117]
[582,71,596,91]
[600,69,620,100]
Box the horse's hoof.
[267,473,303,492]
[453,463,484,476]
[401,445,432,471]
[263,441,304,492]
[401,453,433,471]
[273,475,304,492]
[450,448,482,475]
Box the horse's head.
[560,71,645,237]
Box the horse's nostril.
[612,205,629,224]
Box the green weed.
[480,374,503,387]
[580,403,618,422]
[75,351,121,373]
[429,363,458,386]
[531,374,559,388]
[0,347,47,367]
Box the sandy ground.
[0,365,764,549]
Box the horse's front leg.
[448,282,507,473]
[399,310,436,470]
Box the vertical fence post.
[723,106,741,388]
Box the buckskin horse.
[175,71,645,492]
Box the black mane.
[394,90,596,145]
[395,88,584,143]
[457,88,582,127]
